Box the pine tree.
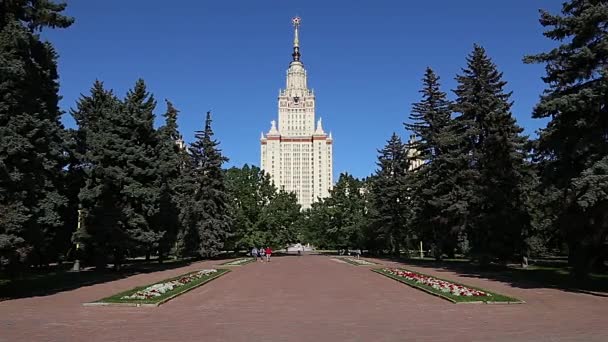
[75,80,161,269]
[525,0,608,277]
[0,1,73,271]
[369,133,411,255]
[153,100,184,261]
[118,80,161,263]
[72,82,125,268]
[405,68,463,259]
[453,45,532,263]
[184,112,231,258]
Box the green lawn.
[95,269,230,306]
[373,268,523,303]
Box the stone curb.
[83,269,230,307]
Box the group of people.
[251,246,272,262]
[339,248,362,259]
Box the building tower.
[260,17,333,209]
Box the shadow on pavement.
[0,259,196,301]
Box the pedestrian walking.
[265,246,272,262]
[259,247,265,262]
[251,247,258,261]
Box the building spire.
[291,16,301,62]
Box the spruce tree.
[405,68,463,259]
[0,1,73,271]
[153,100,184,261]
[72,82,125,268]
[525,0,608,277]
[453,45,532,263]
[185,112,231,258]
[118,80,161,262]
[369,133,411,255]
[75,80,161,269]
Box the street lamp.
[71,208,82,272]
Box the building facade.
[261,17,333,209]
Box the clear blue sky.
[45,0,561,179]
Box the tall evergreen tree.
[453,45,532,263]
[369,133,411,255]
[183,112,231,258]
[525,0,608,277]
[0,1,73,271]
[405,68,463,259]
[153,100,184,261]
[75,80,161,269]
[72,82,124,268]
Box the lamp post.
[71,208,82,272]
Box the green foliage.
[225,164,276,249]
[525,0,608,277]
[258,190,301,248]
[302,173,367,249]
[0,0,72,271]
[179,112,231,258]
[453,45,533,263]
[153,101,185,260]
[73,80,161,269]
[368,134,412,255]
[405,68,464,259]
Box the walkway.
[1,255,607,341]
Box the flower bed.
[373,268,522,303]
[220,258,255,266]
[340,257,377,266]
[89,268,229,307]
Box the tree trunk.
[158,249,164,264]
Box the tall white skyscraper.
[261,17,333,209]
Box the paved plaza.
[1,255,607,341]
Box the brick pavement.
[1,255,607,341]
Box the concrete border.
[83,269,230,307]
[372,268,525,304]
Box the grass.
[220,258,255,266]
[91,268,230,306]
[373,268,523,304]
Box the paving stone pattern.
[1,255,607,341]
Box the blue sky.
[45,0,561,179]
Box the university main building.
[261,17,333,209]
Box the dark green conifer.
[369,133,411,255]
[184,112,231,258]
[405,68,463,259]
[525,0,608,277]
[454,45,532,263]
[153,100,184,261]
[0,1,73,271]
